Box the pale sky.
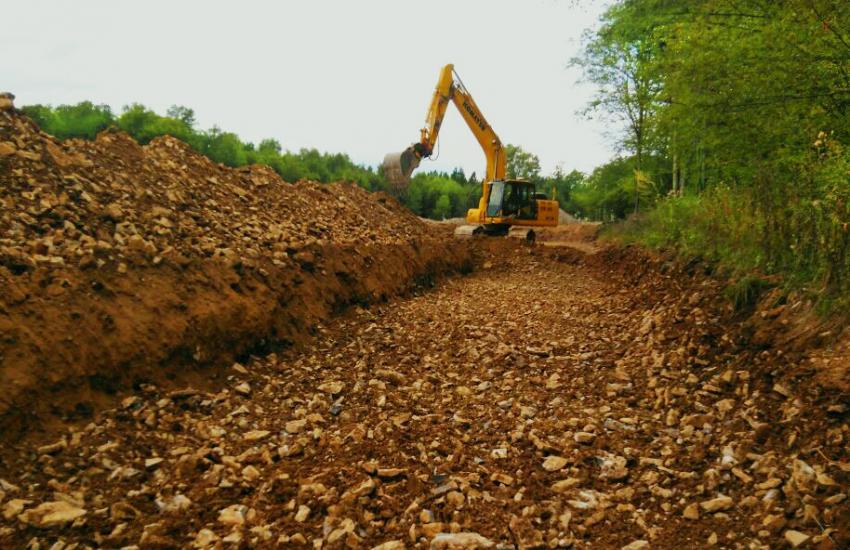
[4,0,616,177]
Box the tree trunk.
[634,147,642,214]
[671,131,679,195]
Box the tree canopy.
[575,0,850,296]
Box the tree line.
[22,102,386,191]
[21,102,590,220]
[573,0,850,298]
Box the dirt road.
[1,244,847,549]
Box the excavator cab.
[487,180,538,220]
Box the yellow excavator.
[382,64,558,241]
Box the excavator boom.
[383,64,503,193]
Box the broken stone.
[218,504,247,526]
[598,454,628,480]
[784,530,810,547]
[19,500,86,527]
[430,532,495,549]
[318,381,344,394]
[490,473,514,486]
[682,503,700,520]
[2,499,29,520]
[574,432,596,444]
[145,457,164,470]
[285,418,308,434]
[156,494,191,514]
[700,495,733,513]
[542,455,568,472]
[194,528,220,547]
[243,430,270,441]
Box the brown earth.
[0,240,848,549]
[0,108,474,440]
[1,106,849,549]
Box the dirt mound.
[0,108,474,438]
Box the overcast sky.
[4,0,616,177]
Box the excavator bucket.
[382,147,421,189]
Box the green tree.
[580,0,850,297]
[505,144,542,180]
[22,101,114,140]
[433,194,452,219]
[573,3,664,213]
[200,126,248,167]
[166,105,196,127]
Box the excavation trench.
[1,243,848,549]
[0,107,485,442]
[0,232,480,441]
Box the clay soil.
[1,241,848,549]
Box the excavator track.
[453,224,535,244]
[453,224,484,238]
[508,226,536,244]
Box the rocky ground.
[0,243,847,549]
[0,105,472,436]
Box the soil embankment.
[0,109,474,439]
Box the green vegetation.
[574,0,850,301]
[22,102,385,191]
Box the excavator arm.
[383,64,505,221]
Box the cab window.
[487,181,505,217]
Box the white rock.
[542,455,568,472]
[784,530,810,547]
[20,500,86,526]
[621,541,649,550]
[371,541,406,550]
[295,504,310,522]
[700,495,733,513]
[194,528,220,547]
[218,504,247,526]
[430,532,495,549]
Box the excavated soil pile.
[0,241,847,549]
[0,108,473,437]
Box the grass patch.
[603,186,848,315]
[723,276,775,312]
